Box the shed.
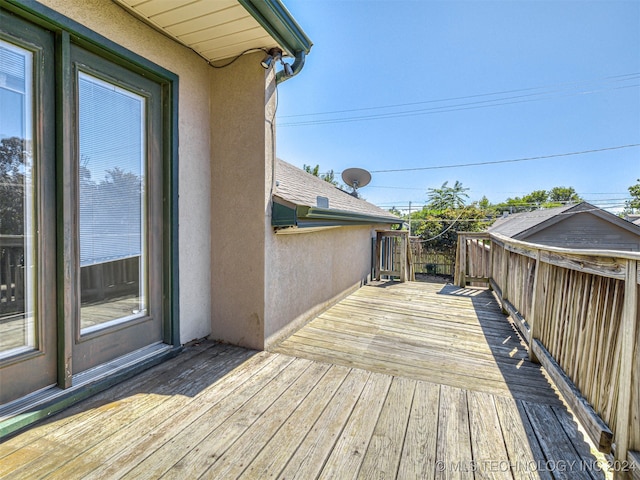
[488,202,640,251]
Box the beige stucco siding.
[32,0,385,352]
[263,225,379,348]
[37,0,213,343]
[210,53,274,349]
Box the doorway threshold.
[0,342,180,439]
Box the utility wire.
[367,144,640,173]
[279,72,639,119]
[279,81,640,127]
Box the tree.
[388,206,402,217]
[303,164,341,187]
[0,137,29,235]
[493,186,582,213]
[548,186,581,203]
[412,206,489,251]
[626,179,640,212]
[522,190,548,206]
[426,181,469,210]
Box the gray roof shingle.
[488,202,640,239]
[488,204,574,238]
[274,158,399,223]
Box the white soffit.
[113,0,280,62]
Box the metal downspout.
[276,50,306,84]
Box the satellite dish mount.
[341,168,371,198]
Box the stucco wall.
[36,0,213,343]
[210,53,274,349]
[263,225,379,348]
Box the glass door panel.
[77,72,147,334]
[0,40,36,359]
[0,14,56,406]
[71,44,163,374]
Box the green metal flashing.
[272,202,402,229]
[238,0,313,57]
[302,206,403,226]
[272,202,298,227]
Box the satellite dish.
[342,168,371,196]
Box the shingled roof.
[488,204,575,238]
[272,159,400,229]
[488,202,640,240]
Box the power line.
[279,80,640,127]
[367,144,640,173]
[279,72,640,119]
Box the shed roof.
[488,202,640,239]
[273,159,400,229]
[488,204,574,238]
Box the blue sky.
[275,0,640,212]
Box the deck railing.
[1,236,25,316]
[455,231,639,468]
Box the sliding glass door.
[0,20,57,404]
[0,9,169,405]
[69,45,164,373]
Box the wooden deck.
[273,281,561,404]
[0,281,611,479]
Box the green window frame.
[0,0,180,385]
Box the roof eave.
[302,206,402,226]
[238,0,313,57]
[272,202,402,229]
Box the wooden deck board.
[271,368,371,480]
[357,376,415,479]
[436,385,474,479]
[0,281,611,479]
[396,380,440,479]
[273,281,560,405]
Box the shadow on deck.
[0,281,611,479]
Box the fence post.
[374,232,382,281]
[488,238,494,289]
[500,246,509,313]
[456,234,466,288]
[528,250,542,362]
[615,259,638,464]
[400,233,407,282]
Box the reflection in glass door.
[77,72,147,334]
[0,40,36,359]
[0,17,56,406]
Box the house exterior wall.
[524,213,640,251]
[210,53,274,350]
[37,0,213,343]
[31,0,375,352]
[263,225,382,349]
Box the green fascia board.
[238,0,313,57]
[272,202,401,228]
[301,206,402,226]
[272,202,298,226]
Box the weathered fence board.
[456,231,640,464]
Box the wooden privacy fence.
[408,239,456,277]
[455,231,639,467]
